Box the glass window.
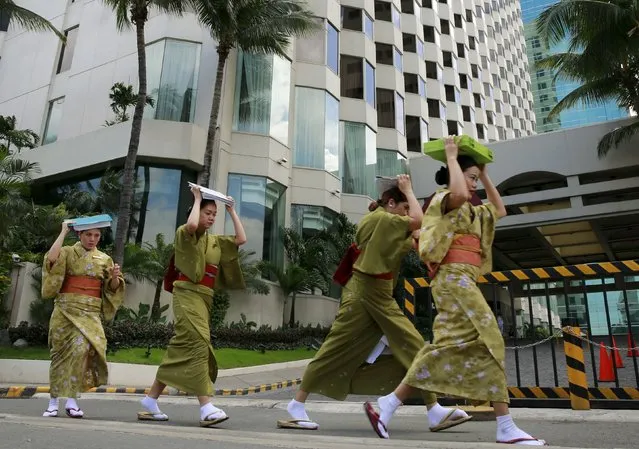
[425,61,441,80]
[404,73,419,94]
[376,149,407,176]
[393,47,403,71]
[421,118,429,145]
[454,14,463,28]
[418,76,426,97]
[365,61,376,107]
[291,205,338,237]
[340,55,363,99]
[293,87,340,174]
[233,51,291,144]
[145,39,201,123]
[327,22,339,73]
[340,121,376,198]
[374,1,392,22]
[441,19,450,35]
[43,97,65,145]
[295,18,325,65]
[395,92,405,135]
[56,26,78,74]
[364,13,374,39]
[376,43,394,65]
[34,165,196,246]
[424,25,436,43]
[341,6,362,31]
[406,115,421,152]
[427,98,440,118]
[403,33,416,53]
[392,4,401,27]
[376,88,395,128]
[400,0,415,13]
[226,174,286,270]
[416,38,424,58]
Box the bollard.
[563,326,590,410]
[403,278,417,322]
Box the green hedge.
[8,321,330,352]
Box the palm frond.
[546,77,626,120]
[0,0,65,40]
[597,119,639,158]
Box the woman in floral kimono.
[364,137,547,445]
[41,219,125,418]
[138,185,246,427]
[277,175,471,433]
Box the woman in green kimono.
[278,175,471,433]
[364,137,547,445]
[41,219,125,418]
[138,185,246,427]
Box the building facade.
[521,0,629,133]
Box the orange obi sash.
[60,275,102,299]
[177,263,219,289]
[428,234,481,279]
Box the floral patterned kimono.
[403,189,509,404]
[154,225,244,396]
[42,242,125,398]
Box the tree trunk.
[135,165,150,245]
[151,279,162,322]
[199,45,230,189]
[113,12,148,265]
[289,291,297,328]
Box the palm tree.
[261,227,329,327]
[102,0,187,266]
[105,82,155,126]
[536,0,639,157]
[123,233,174,322]
[0,0,64,40]
[188,0,319,188]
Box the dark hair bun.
[435,166,449,185]
[368,201,379,212]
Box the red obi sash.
[332,243,393,286]
[427,234,482,279]
[60,275,102,299]
[176,263,219,289]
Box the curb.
[0,378,303,399]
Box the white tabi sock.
[286,399,318,428]
[141,396,162,414]
[65,398,79,411]
[200,402,225,421]
[496,414,545,445]
[378,392,402,426]
[427,402,469,428]
[43,398,59,417]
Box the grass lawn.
[0,346,316,369]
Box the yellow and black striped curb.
[404,259,639,288]
[563,326,590,410]
[508,387,639,400]
[0,378,303,399]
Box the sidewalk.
[0,357,311,391]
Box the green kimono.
[42,242,125,398]
[155,225,244,396]
[403,189,509,403]
[300,208,437,403]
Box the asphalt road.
[0,395,638,449]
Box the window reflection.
[226,174,286,270]
[293,87,340,174]
[233,51,291,145]
[327,22,339,73]
[341,121,377,198]
[376,149,408,176]
[32,165,195,245]
[144,39,201,123]
[43,97,65,145]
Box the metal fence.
[402,260,639,409]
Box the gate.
[402,260,639,409]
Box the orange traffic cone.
[612,337,624,368]
[598,343,616,382]
[628,333,639,357]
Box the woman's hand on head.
[397,174,413,194]
[444,135,458,160]
[191,185,202,201]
